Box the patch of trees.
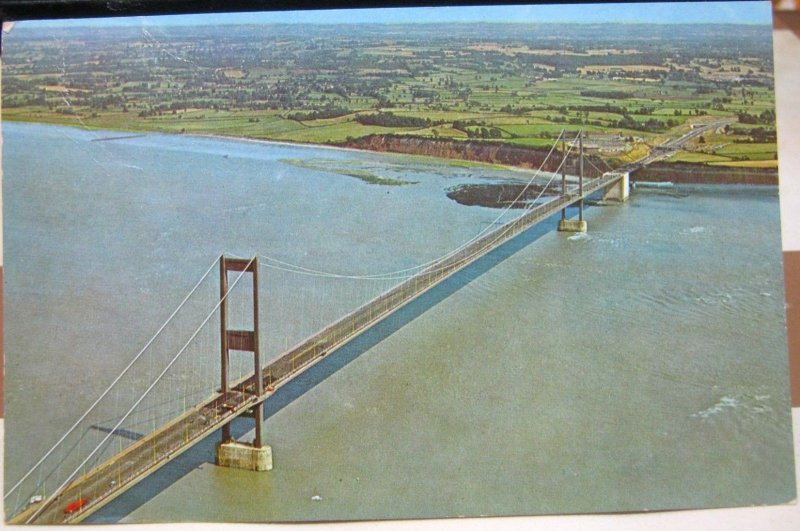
[1,93,47,107]
[286,107,351,121]
[88,94,125,109]
[412,89,438,100]
[467,126,503,139]
[499,104,533,115]
[735,127,776,143]
[572,103,626,115]
[452,119,476,132]
[579,90,631,100]
[737,110,775,125]
[356,112,431,128]
[453,119,504,138]
[616,114,668,133]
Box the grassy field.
[714,142,777,161]
[709,159,778,168]
[668,152,733,164]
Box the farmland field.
[1,22,777,170]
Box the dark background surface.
[0,0,747,22]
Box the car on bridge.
[63,498,87,515]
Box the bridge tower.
[215,256,272,471]
[558,133,588,233]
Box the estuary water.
[2,121,795,521]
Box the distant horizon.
[11,1,773,29]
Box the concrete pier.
[603,171,630,202]
[558,219,588,232]
[216,441,273,471]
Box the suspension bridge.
[5,131,631,524]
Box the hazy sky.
[18,1,772,28]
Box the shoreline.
[158,132,554,178]
[3,119,778,185]
[3,118,542,177]
[190,131,576,185]
[339,133,779,185]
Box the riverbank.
[631,161,778,185]
[339,134,779,185]
[183,130,784,186]
[338,134,581,175]
[190,130,784,186]
[2,118,779,185]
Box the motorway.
[621,118,736,170]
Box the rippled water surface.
[3,122,794,522]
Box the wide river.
[3,121,795,522]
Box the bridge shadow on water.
[89,204,589,523]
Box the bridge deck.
[16,172,622,524]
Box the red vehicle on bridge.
[63,498,87,515]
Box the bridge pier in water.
[559,168,630,233]
[215,256,273,472]
[602,171,630,202]
[558,218,588,233]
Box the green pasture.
[667,151,733,164]
[270,121,420,143]
[714,142,777,160]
